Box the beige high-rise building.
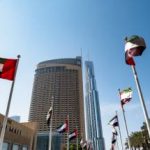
[29,57,85,149]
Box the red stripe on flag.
[0,59,17,81]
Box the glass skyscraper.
[85,61,105,150]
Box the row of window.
[36,67,78,74]
[0,124,22,136]
[2,143,28,150]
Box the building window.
[22,146,28,150]
[12,144,19,150]
[2,143,9,150]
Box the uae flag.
[120,88,132,106]
[0,57,17,81]
[82,142,87,149]
[46,106,52,126]
[110,132,117,150]
[112,133,117,144]
[69,129,78,141]
[110,144,115,150]
[80,138,84,146]
[109,115,119,127]
[124,35,146,65]
[56,120,68,133]
[80,139,87,148]
[112,127,118,136]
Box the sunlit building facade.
[0,113,37,150]
[29,57,85,150]
[85,61,105,150]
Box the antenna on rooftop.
[88,49,91,61]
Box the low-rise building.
[0,113,37,150]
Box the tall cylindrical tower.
[29,57,85,149]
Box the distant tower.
[29,57,85,149]
[10,116,21,122]
[85,61,105,150]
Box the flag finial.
[17,55,21,59]
[124,37,128,42]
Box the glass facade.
[12,144,19,150]
[2,143,8,150]
[85,61,105,150]
[36,132,61,150]
[22,146,28,150]
[2,143,28,150]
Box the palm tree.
[141,121,150,150]
[125,120,150,150]
[130,131,144,149]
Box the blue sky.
[0,0,150,149]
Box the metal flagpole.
[76,126,78,150]
[131,65,150,138]
[48,96,54,150]
[81,142,83,150]
[76,135,78,150]
[122,108,131,150]
[116,111,124,150]
[81,133,83,150]
[116,138,119,150]
[67,115,69,150]
[0,55,20,150]
[118,89,131,150]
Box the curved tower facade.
[85,61,105,150]
[29,57,85,149]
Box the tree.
[125,121,150,150]
[141,122,150,149]
[130,131,144,149]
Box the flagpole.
[48,96,54,150]
[118,89,131,150]
[0,55,20,150]
[76,136,78,150]
[122,109,131,150]
[67,114,69,150]
[131,65,150,138]
[116,138,119,150]
[111,144,114,150]
[76,126,78,150]
[81,133,83,150]
[116,111,124,150]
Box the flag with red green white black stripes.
[0,57,17,81]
